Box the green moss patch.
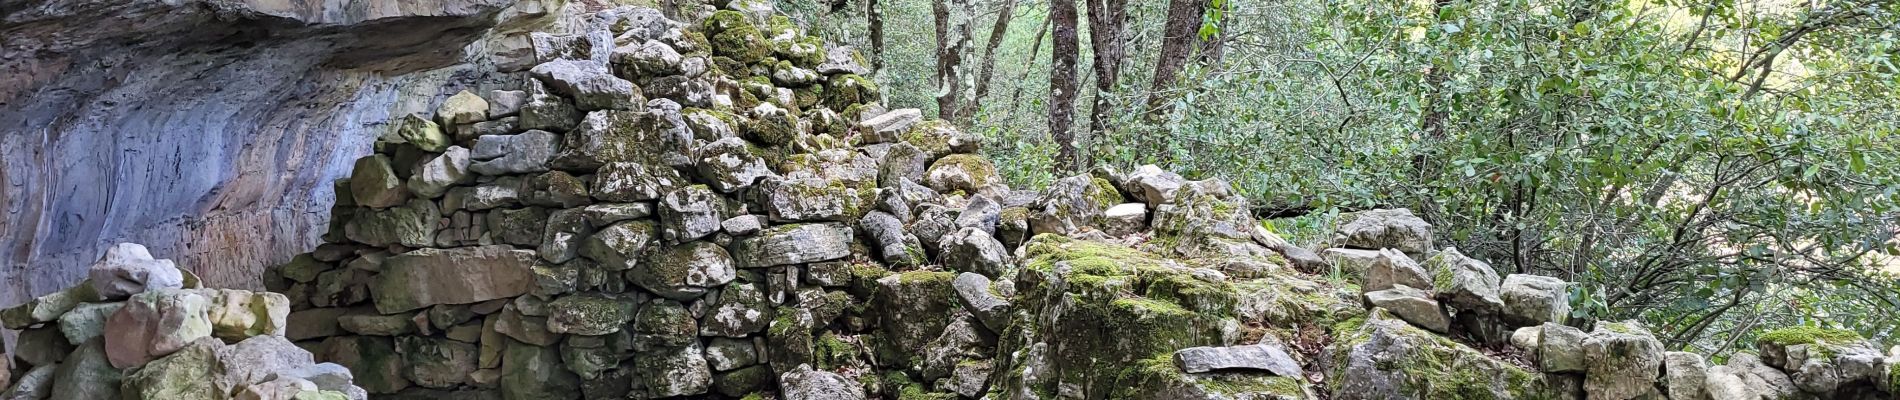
[1757,326,1863,346]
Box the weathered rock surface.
[369,246,537,314]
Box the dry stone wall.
[6,2,1898,400]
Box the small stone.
[488,90,527,118]
[923,154,1000,196]
[1664,351,1710,400]
[857,108,921,143]
[582,220,657,271]
[593,161,685,202]
[104,289,214,369]
[56,302,122,345]
[659,185,725,243]
[406,146,472,198]
[531,59,642,111]
[49,338,120,400]
[1538,322,1588,373]
[778,364,865,400]
[518,94,581,132]
[1363,285,1451,333]
[86,243,186,301]
[699,281,771,337]
[338,312,416,336]
[950,272,1011,333]
[1099,203,1148,236]
[704,337,759,371]
[940,227,1009,278]
[545,293,636,335]
[436,90,490,128]
[397,336,477,389]
[3,284,104,330]
[721,215,764,235]
[394,114,450,153]
[1500,274,1571,326]
[695,137,778,193]
[1364,248,1431,294]
[1582,321,1666,400]
[348,155,408,209]
[1121,165,1185,208]
[634,241,737,300]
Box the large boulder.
[50,339,121,400]
[470,130,561,175]
[104,289,214,369]
[1581,321,1666,400]
[1332,208,1433,254]
[368,246,538,314]
[86,243,186,300]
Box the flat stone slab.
[1172,344,1303,377]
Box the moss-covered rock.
[1323,310,1548,399]
[989,235,1240,399]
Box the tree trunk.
[1050,0,1081,173]
[1145,0,1204,118]
[933,0,975,122]
[971,0,1020,107]
[867,0,884,71]
[1084,0,1128,158]
[1006,15,1052,128]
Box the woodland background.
[766,0,1899,358]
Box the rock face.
[0,0,537,320]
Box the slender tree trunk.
[933,0,975,122]
[1007,15,1053,129]
[972,0,1020,106]
[1145,0,1204,118]
[1084,0,1128,161]
[867,0,885,71]
[1050,0,1081,173]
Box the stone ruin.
[5,2,1900,400]
[2,243,368,399]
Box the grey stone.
[1172,344,1303,377]
[703,337,759,372]
[593,161,685,202]
[86,243,185,301]
[658,185,725,243]
[582,220,656,271]
[1364,285,1451,333]
[1099,203,1148,236]
[349,155,409,209]
[860,211,923,266]
[634,241,737,300]
[858,108,921,144]
[1664,351,1710,400]
[721,215,764,235]
[778,364,865,400]
[1500,274,1570,326]
[1582,321,1666,400]
[940,227,1009,278]
[1537,322,1588,373]
[695,137,777,193]
[49,339,120,400]
[1333,208,1433,254]
[1363,248,1431,294]
[470,130,561,175]
[407,146,472,198]
[368,246,538,314]
[730,223,853,268]
[951,272,1011,333]
[531,59,641,111]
